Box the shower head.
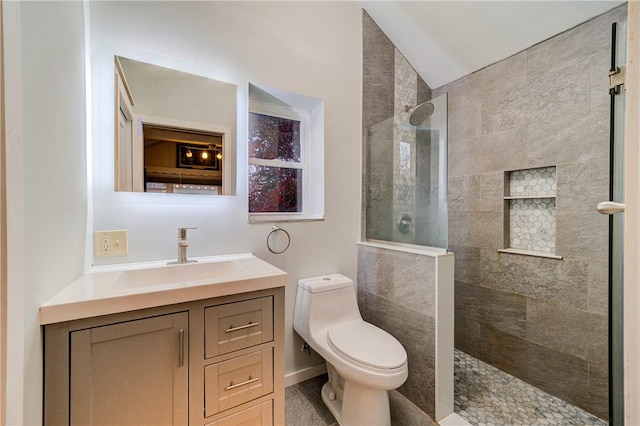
[408,102,435,126]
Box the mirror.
[114,56,237,195]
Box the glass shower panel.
[365,93,448,249]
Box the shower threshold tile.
[454,349,606,426]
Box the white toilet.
[293,274,408,426]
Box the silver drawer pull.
[226,322,260,333]
[224,376,259,391]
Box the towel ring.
[267,225,291,254]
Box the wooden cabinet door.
[206,401,273,426]
[70,312,188,425]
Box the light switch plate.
[94,230,128,257]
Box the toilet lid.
[327,321,407,370]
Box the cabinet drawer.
[205,297,273,358]
[205,400,272,426]
[205,348,273,417]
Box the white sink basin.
[39,253,287,325]
[110,260,248,291]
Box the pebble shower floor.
[454,350,606,426]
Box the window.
[248,83,324,222]
[248,111,306,213]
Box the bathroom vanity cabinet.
[43,288,284,426]
[69,311,190,424]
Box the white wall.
[120,57,237,131]
[4,1,87,424]
[3,1,361,423]
[89,1,362,380]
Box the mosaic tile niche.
[507,167,557,253]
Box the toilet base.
[321,382,343,422]
[321,380,391,426]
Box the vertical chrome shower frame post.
[600,20,627,426]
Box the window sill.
[498,248,563,260]
[248,214,324,224]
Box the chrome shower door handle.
[597,201,626,215]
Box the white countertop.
[39,253,287,325]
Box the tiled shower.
[361,4,626,423]
[360,11,453,420]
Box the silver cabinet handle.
[597,201,626,215]
[224,376,259,391]
[226,322,259,333]
[178,329,185,367]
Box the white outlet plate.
[94,230,128,257]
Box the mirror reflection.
[115,56,237,195]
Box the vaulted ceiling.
[360,1,625,89]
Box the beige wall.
[625,3,640,424]
[0,1,5,421]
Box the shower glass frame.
[364,93,448,251]
[609,19,626,426]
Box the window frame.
[248,100,310,220]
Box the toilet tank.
[294,274,363,339]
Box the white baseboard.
[285,363,327,387]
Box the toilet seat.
[327,321,407,370]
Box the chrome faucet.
[168,227,198,265]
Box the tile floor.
[286,351,608,426]
[285,374,436,426]
[286,375,337,426]
[454,350,607,426]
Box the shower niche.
[500,166,561,259]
